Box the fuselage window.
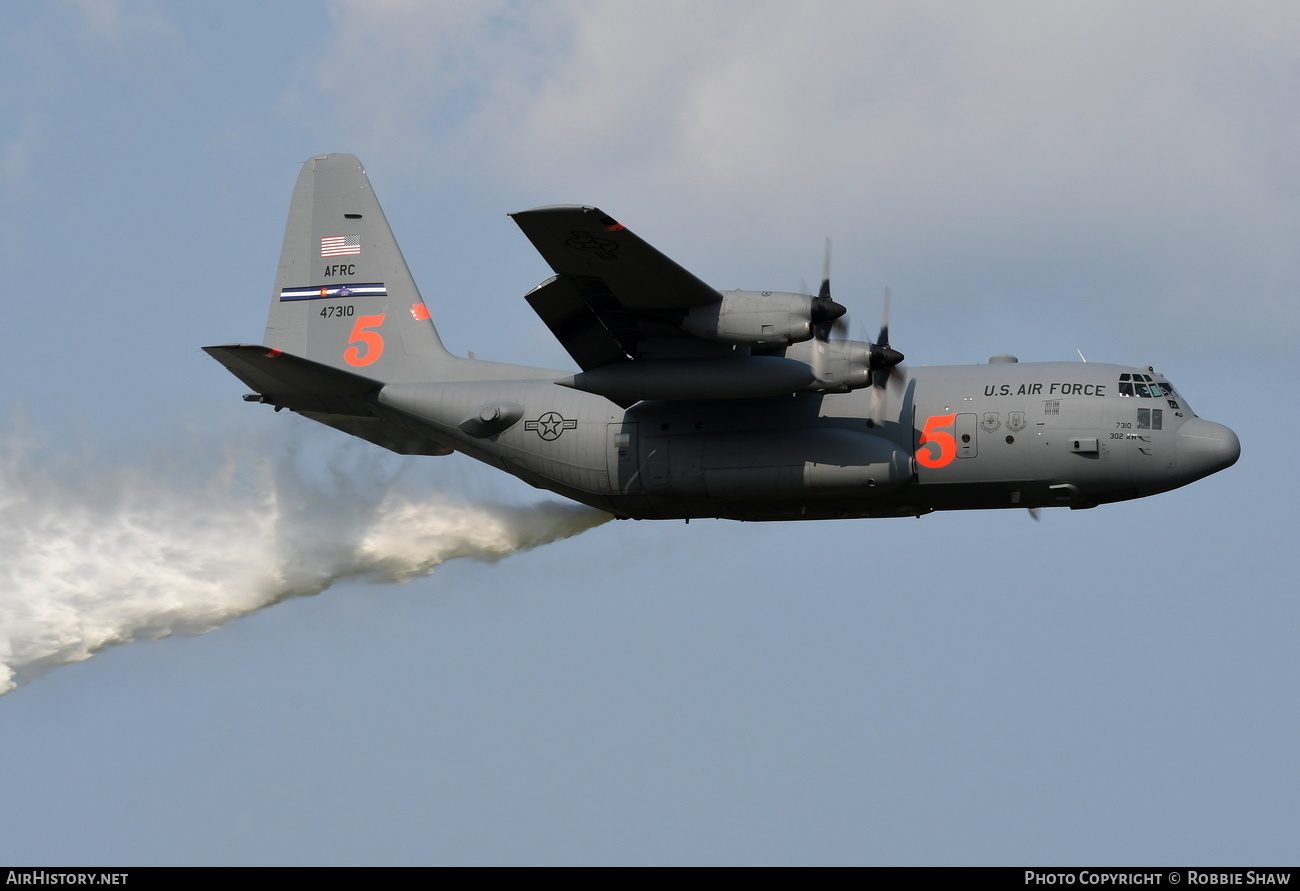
[1136,408,1164,430]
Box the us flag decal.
[321,235,361,257]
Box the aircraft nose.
[1176,418,1240,481]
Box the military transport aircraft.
[205,154,1239,521]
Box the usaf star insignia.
[525,411,578,441]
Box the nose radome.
[1176,418,1240,481]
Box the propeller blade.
[813,335,829,382]
[818,238,832,300]
[869,380,886,426]
[810,239,846,342]
[878,286,891,349]
[868,361,906,426]
[870,286,903,388]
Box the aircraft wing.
[511,206,731,370]
[510,206,720,311]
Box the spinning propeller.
[809,241,905,398]
[869,286,905,388]
[864,286,908,426]
[811,239,848,343]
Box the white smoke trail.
[0,433,610,696]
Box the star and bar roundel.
[524,411,577,441]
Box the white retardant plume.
[0,434,610,696]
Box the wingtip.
[510,204,602,217]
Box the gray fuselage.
[375,357,1239,521]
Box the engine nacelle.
[786,338,905,393]
[559,356,815,402]
[808,340,873,392]
[681,290,817,346]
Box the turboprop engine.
[679,290,845,347]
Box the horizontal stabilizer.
[204,344,452,456]
[203,344,381,414]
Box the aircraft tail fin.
[264,154,452,381]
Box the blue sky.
[0,1,1295,865]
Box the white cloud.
[308,1,1300,353]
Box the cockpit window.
[1119,373,1180,404]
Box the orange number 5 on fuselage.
[917,413,958,469]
